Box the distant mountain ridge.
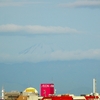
[19,43,64,55]
[18,43,100,63]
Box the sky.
[0,0,100,96]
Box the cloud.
[0,24,23,32]
[0,24,80,35]
[58,0,100,8]
[50,49,100,60]
[0,1,44,7]
[1,0,100,8]
[0,49,100,63]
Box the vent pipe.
[93,78,96,94]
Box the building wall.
[4,92,20,100]
[27,94,38,100]
[17,95,27,100]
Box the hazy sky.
[0,0,100,63]
[0,0,100,96]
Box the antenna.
[51,77,54,84]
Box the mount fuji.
[19,43,65,62]
[19,43,64,55]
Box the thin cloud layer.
[0,24,80,35]
[0,1,44,7]
[0,49,100,63]
[59,0,100,8]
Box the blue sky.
[0,0,100,96]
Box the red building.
[42,95,73,100]
[42,95,99,100]
[40,83,54,97]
